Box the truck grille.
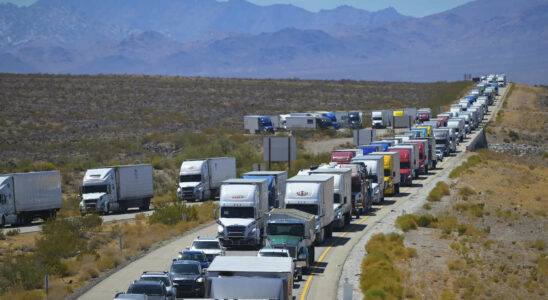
[226,226,246,237]
[182,187,195,198]
[84,200,97,208]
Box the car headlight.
[217,225,224,233]
[196,277,203,283]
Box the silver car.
[139,271,175,300]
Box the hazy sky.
[0,0,474,17]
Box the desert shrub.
[427,181,450,201]
[0,251,45,291]
[148,202,198,226]
[458,186,476,200]
[533,239,546,251]
[395,214,418,232]
[432,216,459,234]
[455,203,484,217]
[0,230,5,240]
[360,233,416,300]
[449,155,483,178]
[508,129,520,141]
[395,214,436,231]
[6,228,20,236]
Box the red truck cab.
[389,149,413,186]
[418,112,431,122]
[331,151,355,163]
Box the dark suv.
[169,260,204,298]
[126,280,171,300]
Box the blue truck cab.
[259,116,275,133]
[322,112,340,130]
[357,145,380,155]
[465,95,475,104]
[370,142,390,151]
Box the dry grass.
[401,149,548,299]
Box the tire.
[344,213,351,225]
[0,216,5,228]
[395,184,400,194]
[425,165,429,174]
[48,210,57,221]
[326,224,333,239]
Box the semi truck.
[417,108,432,122]
[79,165,153,214]
[336,163,372,217]
[206,257,293,300]
[447,118,465,142]
[284,175,334,244]
[217,178,269,248]
[242,171,287,209]
[433,129,450,157]
[391,144,419,178]
[244,115,275,134]
[0,171,62,226]
[371,110,392,128]
[388,148,414,186]
[309,167,352,229]
[177,157,236,201]
[370,151,401,195]
[265,208,316,276]
[352,155,385,204]
[347,111,363,129]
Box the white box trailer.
[242,171,287,209]
[285,175,334,244]
[206,256,293,300]
[285,115,317,130]
[178,157,236,201]
[80,165,153,214]
[0,171,62,226]
[309,167,352,229]
[352,155,385,203]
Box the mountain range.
[0,0,547,83]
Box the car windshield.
[180,175,201,182]
[221,207,254,218]
[192,241,220,250]
[260,251,289,257]
[140,276,171,287]
[171,263,200,275]
[82,185,107,194]
[267,223,304,236]
[285,204,318,216]
[179,253,207,262]
[128,283,164,296]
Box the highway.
[76,86,507,299]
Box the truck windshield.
[180,175,201,182]
[221,207,254,218]
[259,251,289,257]
[372,117,382,121]
[267,223,304,236]
[400,162,411,169]
[82,185,107,194]
[435,138,446,144]
[334,193,341,203]
[261,120,273,127]
[285,204,318,216]
[349,114,359,121]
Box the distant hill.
[0,0,547,84]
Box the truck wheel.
[48,210,57,221]
[344,213,351,225]
[395,184,400,194]
[326,225,333,239]
[0,216,4,228]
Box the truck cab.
[351,155,384,204]
[264,208,317,279]
[347,111,362,129]
[178,160,210,201]
[80,168,116,214]
[217,179,268,248]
